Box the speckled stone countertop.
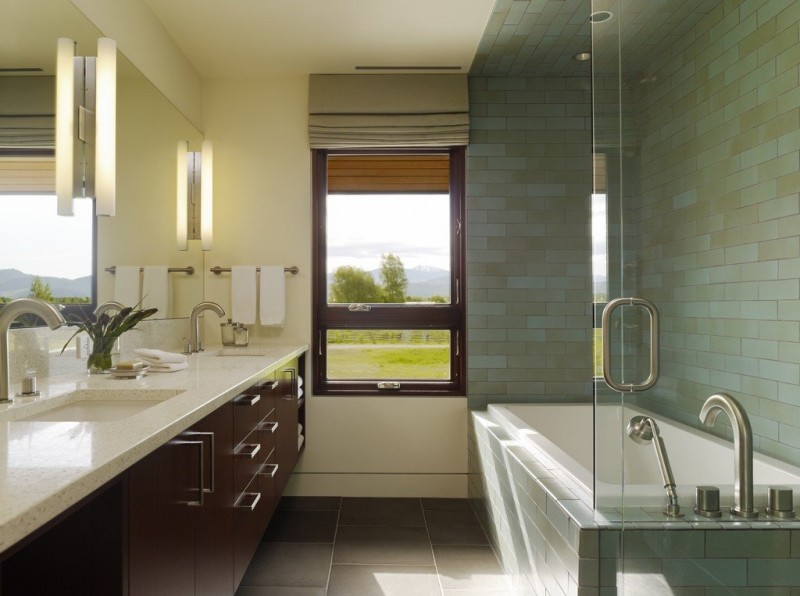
[0,343,307,555]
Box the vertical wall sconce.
[177,139,213,251]
[55,37,117,217]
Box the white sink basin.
[16,389,185,422]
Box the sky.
[0,195,93,279]
[326,194,451,272]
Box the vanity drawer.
[233,476,263,588]
[257,450,279,534]
[233,391,262,446]
[256,411,278,456]
[233,433,266,495]
[256,377,278,421]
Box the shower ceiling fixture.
[573,52,592,61]
[55,37,116,217]
[589,11,614,23]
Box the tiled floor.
[236,497,517,596]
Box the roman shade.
[327,154,450,193]
[308,74,469,149]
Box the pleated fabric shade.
[308,74,469,149]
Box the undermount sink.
[16,389,185,423]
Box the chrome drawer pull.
[259,463,279,478]
[234,492,261,511]
[260,380,279,391]
[235,442,261,459]
[282,368,297,400]
[235,393,261,407]
[377,381,401,390]
[258,421,279,434]
[172,439,204,507]
[185,431,215,494]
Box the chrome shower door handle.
[601,297,660,392]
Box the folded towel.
[134,348,187,364]
[147,361,189,373]
[298,388,304,398]
[298,423,303,436]
[142,266,169,316]
[298,376,303,388]
[298,434,305,451]
[259,265,285,327]
[114,266,140,307]
[232,266,257,325]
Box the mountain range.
[0,269,91,299]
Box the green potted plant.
[61,305,158,374]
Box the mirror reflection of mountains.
[0,269,91,299]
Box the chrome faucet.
[699,393,756,518]
[93,300,125,317]
[0,299,66,403]
[189,302,226,353]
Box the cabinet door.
[275,364,300,495]
[191,402,234,596]
[128,438,200,595]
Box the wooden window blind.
[327,154,450,193]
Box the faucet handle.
[182,338,192,355]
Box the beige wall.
[201,76,468,497]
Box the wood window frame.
[312,147,466,396]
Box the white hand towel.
[298,376,304,389]
[259,265,285,327]
[114,266,140,307]
[147,361,189,373]
[232,266,257,325]
[298,434,305,451]
[298,423,303,436]
[142,266,169,317]
[134,348,187,364]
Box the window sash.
[312,147,465,396]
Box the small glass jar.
[234,324,249,346]
[221,319,236,346]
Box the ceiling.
[141,0,497,78]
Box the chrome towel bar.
[105,266,195,274]
[210,266,299,275]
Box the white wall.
[201,77,468,497]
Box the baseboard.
[284,473,467,498]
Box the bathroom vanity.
[0,344,307,595]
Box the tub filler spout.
[699,393,756,518]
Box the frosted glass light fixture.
[55,37,117,217]
[177,140,213,251]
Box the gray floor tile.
[236,587,327,596]
[426,510,489,545]
[422,498,473,512]
[333,525,435,566]
[240,542,333,587]
[278,496,342,511]
[339,497,425,527]
[327,564,441,596]
[434,545,511,590]
[262,509,339,543]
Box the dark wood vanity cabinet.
[129,356,305,595]
[128,400,234,595]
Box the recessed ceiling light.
[589,11,613,23]
[573,52,592,62]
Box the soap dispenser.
[220,319,236,346]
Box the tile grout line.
[322,497,344,595]
[421,499,447,596]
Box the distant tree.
[379,253,407,303]
[329,266,382,303]
[29,277,54,302]
[428,295,447,303]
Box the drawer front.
[233,391,261,446]
[256,410,278,456]
[233,432,265,495]
[256,377,278,421]
[233,477,263,590]
[257,450,278,535]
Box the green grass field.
[327,338,450,380]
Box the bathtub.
[488,402,800,510]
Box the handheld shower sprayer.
[627,415,682,517]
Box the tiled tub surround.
[466,75,593,410]
[470,410,800,594]
[0,342,307,554]
[615,0,800,466]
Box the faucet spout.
[699,393,756,518]
[0,299,66,403]
[189,302,226,353]
[93,301,125,317]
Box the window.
[312,148,465,395]
[0,194,96,320]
